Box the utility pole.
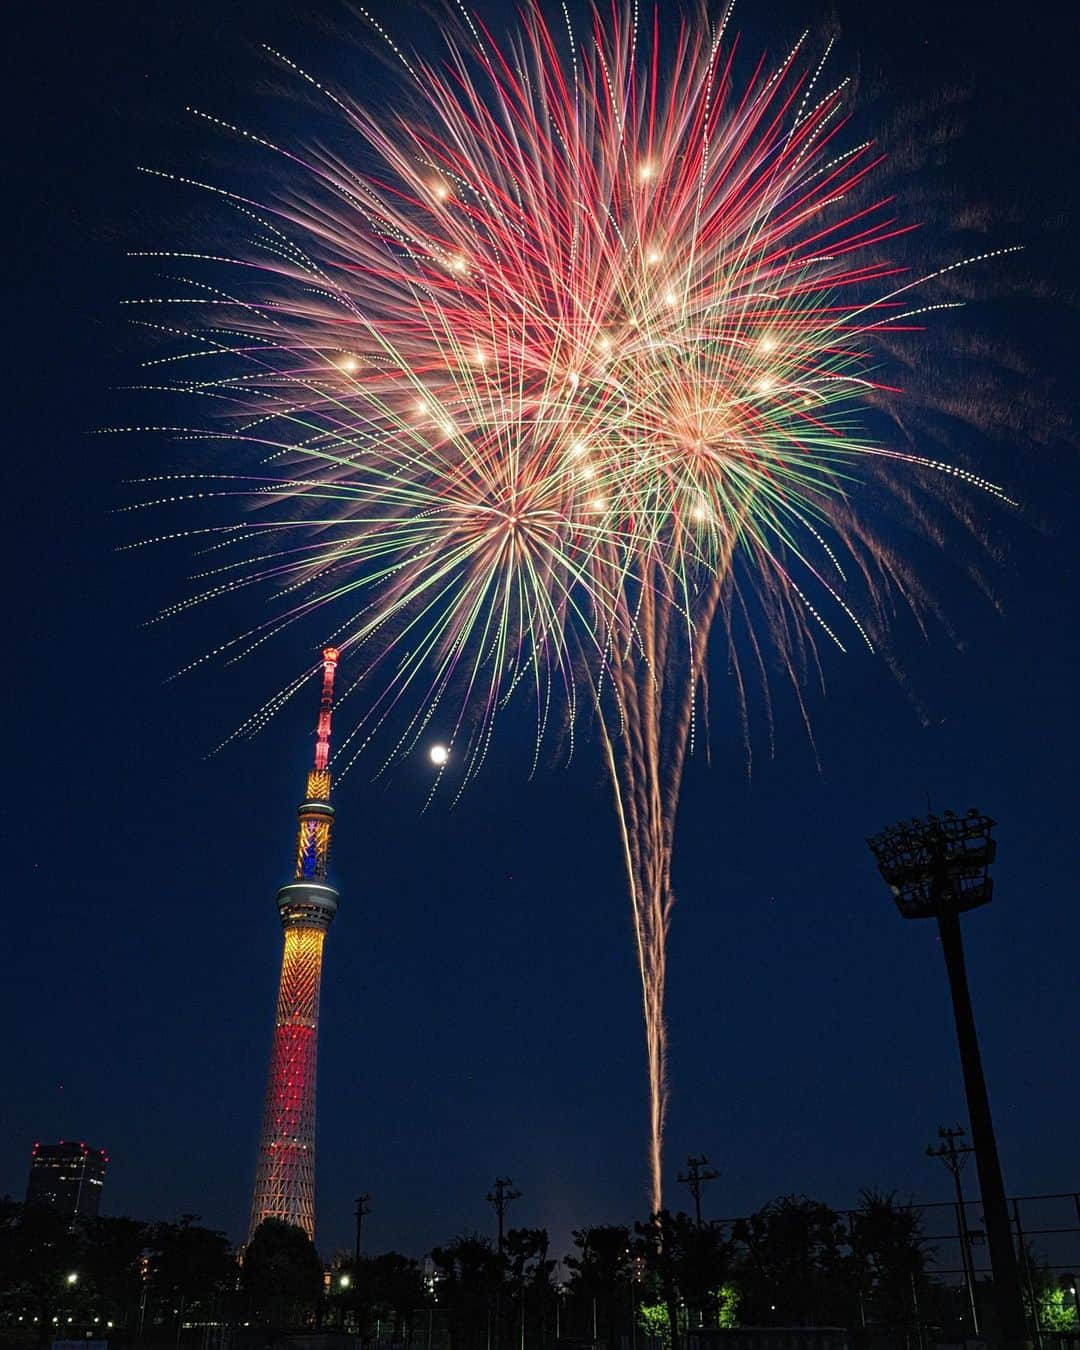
[868,810,1028,1350]
[677,1155,719,1227]
[927,1126,980,1335]
[486,1177,521,1252]
[354,1194,371,1266]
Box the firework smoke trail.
[122,2,1018,1210]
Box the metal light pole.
[867,809,1027,1350]
[1061,1274,1079,1330]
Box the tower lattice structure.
[249,647,342,1243]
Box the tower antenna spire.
[313,646,339,773]
[295,647,340,883]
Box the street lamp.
[66,1274,78,1286]
[867,809,1027,1350]
[1062,1275,1079,1330]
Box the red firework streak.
[249,648,341,1242]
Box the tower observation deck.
[248,647,342,1243]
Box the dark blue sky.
[3,0,1077,1264]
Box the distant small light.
[638,162,656,182]
[758,334,777,353]
[430,744,449,767]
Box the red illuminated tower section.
[249,647,342,1243]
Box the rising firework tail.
[121,3,1019,1211]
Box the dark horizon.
[4,0,1078,1263]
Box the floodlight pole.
[868,812,1028,1350]
[934,909,1023,1343]
[934,901,1020,1323]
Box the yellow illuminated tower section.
[249,647,341,1242]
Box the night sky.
[4,0,1078,1264]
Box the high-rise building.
[25,1141,108,1219]
[249,648,342,1243]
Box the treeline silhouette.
[2,1192,1075,1349]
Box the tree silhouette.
[360,1251,427,1340]
[567,1224,633,1349]
[849,1190,927,1331]
[732,1196,849,1326]
[0,1203,82,1348]
[504,1227,555,1350]
[243,1217,322,1327]
[677,1217,731,1329]
[430,1232,502,1350]
[634,1212,694,1350]
[80,1216,146,1329]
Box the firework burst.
[121,1,1017,1209]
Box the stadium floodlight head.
[867,808,996,920]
